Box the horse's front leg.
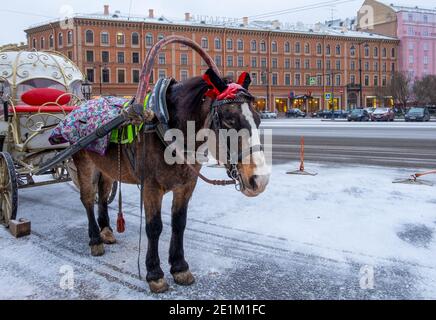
[169,183,196,286]
[144,188,168,293]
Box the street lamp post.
[351,42,369,109]
[261,69,270,111]
[99,64,108,95]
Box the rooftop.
[377,0,436,14]
[26,6,398,42]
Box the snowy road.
[1,163,436,299]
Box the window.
[295,59,301,69]
[101,32,109,45]
[364,75,369,86]
[251,40,257,52]
[374,62,379,72]
[326,60,331,70]
[304,59,310,69]
[272,58,278,69]
[295,74,301,86]
[117,69,125,83]
[335,74,341,86]
[317,74,322,86]
[304,43,310,54]
[251,56,257,68]
[424,56,429,65]
[336,60,341,70]
[237,56,244,67]
[317,43,322,55]
[158,70,166,79]
[350,61,356,71]
[364,46,370,57]
[180,70,188,81]
[226,55,233,67]
[237,39,244,51]
[117,52,125,64]
[382,47,387,58]
[285,58,291,69]
[158,54,166,65]
[285,73,291,86]
[261,72,267,85]
[261,58,267,68]
[49,35,54,48]
[102,51,109,63]
[116,33,125,46]
[391,63,395,72]
[382,76,387,87]
[391,48,395,58]
[226,39,233,51]
[374,47,378,58]
[424,43,429,51]
[67,31,73,45]
[58,33,63,46]
[272,73,278,85]
[146,33,153,46]
[326,44,331,55]
[365,61,370,71]
[326,74,331,86]
[180,54,188,65]
[350,75,356,84]
[85,30,94,44]
[215,55,222,67]
[214,37,222,50]
[132,69,140,83]
[305,74,311,85]
[408,26,414,36]
[31,38,36,49]
[383,62,387,72]
[132,52,140,64]
[271,41,278,53]
[260,40,266,52]
[251,73,258,85]
[158,34,165,41]
[86,50,94,62]
[317,60,322,70]
[132,32,140,46]
[295,42,301,54]
[408,13,413,21]
[284,41,290,53]
[374,75,379,87]
[424,15,428,23]
[350,46,356,57]
[40,37,45,49]
[409,55,414,64]
[336,44,341,56]
[86,69,94,83]
[201,37,209,49]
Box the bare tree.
[385,71,412,112]
[413,75,436,106]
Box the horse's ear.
[237,72,251,90]
[203,68,228,93]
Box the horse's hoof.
[100,227,117,245]
[90,243,105,256]
[173,270,195,286]
[148,278,169,294]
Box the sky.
[0,0,434,44]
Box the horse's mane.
[166,76,210,126]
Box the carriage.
[0,50,115,227]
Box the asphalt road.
[261,119,436,168]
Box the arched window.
[40,37,45,49]
[326,44,331,55]
[364,45,370,57]
[237,39,244,51]
[284,41,290,53]
[67,31,73,45]
[214,37,222,50]
[201,37,209,49]
[350,46,356,57]
[58,33,63,46]
[145,33,153,46]
[316,43,322,55]
[295,42,301,53]
[132,32,139,46]
[304,43,310,54]
[226,38,233,50]
[49,35,54,48]
[335,44,341,55]
[116,32,125,46]
[85,30,94,44]
[391,47,395,58]
[271,41,278,53]
[260,40,266,52]
[250,40,257,52]
[32,38,37,49]
[374,46,378,57]
[158,34,165,41]
[382,47,387,57]
[101,32,109,45]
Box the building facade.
[25,6,399,113]
[358,0,436,80]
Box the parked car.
[260,111,278,119]
[364,107,376,116]
[286,108,306,118]
[348,109,370,122]
[334,110,349,119]
[405,107,431,122]
[371,108,395,122]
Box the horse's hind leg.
[169,182,196,286]
[97,173,117,244]
[73,152,105,256]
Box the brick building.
[25,5,399,113]
[358,0,436,80]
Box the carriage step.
[9,219,31,238]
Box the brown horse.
[72,72,270,293]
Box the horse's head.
[204,69,271,197]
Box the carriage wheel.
[0,152,18,227]
[67,162,118,205]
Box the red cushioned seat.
[9,105,77,113]
[21,88,71,106]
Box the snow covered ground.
[1,162,436,299]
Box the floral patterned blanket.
[49,97,129,155]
